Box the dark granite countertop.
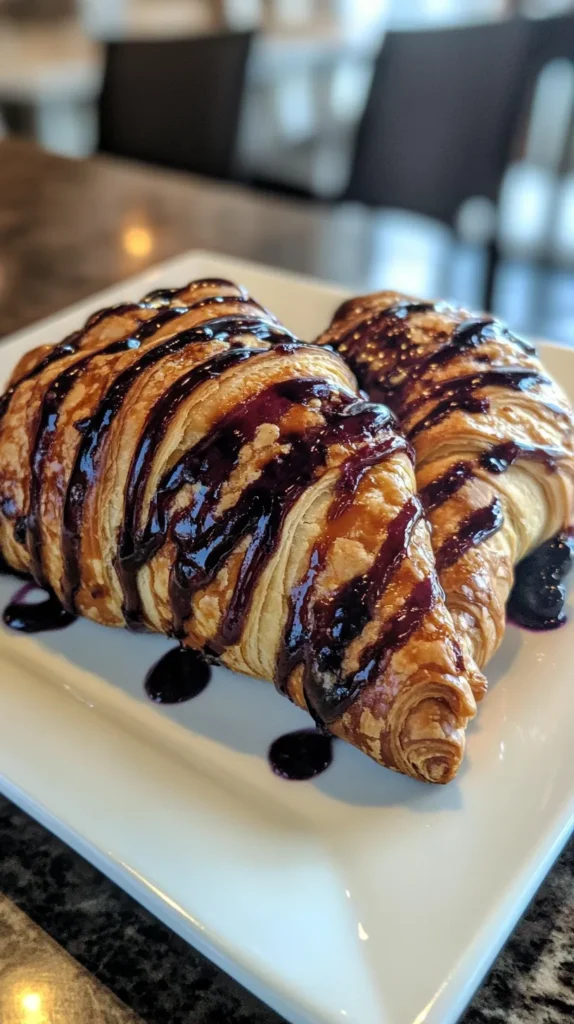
[0,797,572,1024]
[0,140,573,1024]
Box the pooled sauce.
[268,728,334,780]
[2,582,76,632]
[144,644,212,703]
[507,532,574,630]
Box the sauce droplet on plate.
[268,728,334,781]
[507,531,574,630]
[144,645,212,704]
[3,583,76,633]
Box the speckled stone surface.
[0,797,283,1024]
[0,796,572,1023]
[0,893,142,1024]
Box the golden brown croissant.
[318,291,574,697]
[0,278,476,783]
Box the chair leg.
[484,239,500,313]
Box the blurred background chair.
[98,32,253,179]
[346,20,532,223]
[250,19,533,305]
[346,19,533,310]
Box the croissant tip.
[423,755,459,784]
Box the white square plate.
[1,251,573,1024]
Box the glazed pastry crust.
[0,280,476,783]
[318,291,574,694]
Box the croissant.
[0,278,476,783]
[318,291,574,697]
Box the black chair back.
[530,13,574,70]
[98,33,253,179]
[346,20,532,224]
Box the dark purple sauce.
[2,582,76,632]
[141,278,238,308]
[479,440,559,474]
[0,281,211,425]
[268,728,334,780]
[21,306,184,583]
[419,461,474,512]
[0,302,143,423]
[405,369,550,439]
[331,301,434,405]
[171,395,399,647]
[5,283,267,585]
[435,498,503,571]
[123,378,398,644]
[275,496,446,726]
[61,315,293,613]
[507,532,574,630]
[329,304,536,413]
[117,345,259,629]
[144,644,212,703]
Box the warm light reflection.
[21,993,41,1013]
[122,226,153,258]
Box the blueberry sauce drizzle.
[325,298,571,592]
[435,498,504,571]
[276,494,437,724]
[0,302,142,423]
[117,345,257,629]
[3,285,572,786]
[0,275,230,423]
[330,304,537,412]
[157,387,398,644]
[1,280,253,580]
[404,368,552,440]
[22,306,185,585]
[61,314,293,612]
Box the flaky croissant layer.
[318,290,574,696]
[0,278,476,783]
